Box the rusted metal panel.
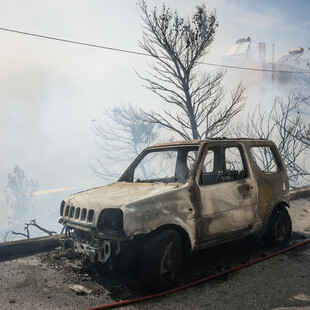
[122,182,196,246]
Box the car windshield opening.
[131,147,199,184]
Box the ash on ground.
[39,230,309,300]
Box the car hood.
[64,181,182,212]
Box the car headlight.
[97,209,123,231]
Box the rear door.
[249,144,289,219]
[195,142,257,244]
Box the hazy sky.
[0,0,309,193]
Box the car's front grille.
[69,206,75,218]
[75,207,80,219]
[81,208,87,221]
[65,205,70,216]
[88,210,94,222]
[64,205,95,223]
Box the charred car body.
[59,138,291,289]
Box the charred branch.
[28,219,57,236]
[11,219,57,240]
[233,92,310,186]
[91,104,158,181]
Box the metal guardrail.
[290,186,310,200]
[0,234,62,261]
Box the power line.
[0,27,149,57]
[0,26,309,75]
[202,62,309,74]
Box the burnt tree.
[91,104,158,180]
[234,92,309,187]
[137,1,246,140]
[4,166,39,224]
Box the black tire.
[140,229,182,292]
[262,207,292,246]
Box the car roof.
[147,138,272,149]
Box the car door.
[249,143,289,219]
[195,142,258,244]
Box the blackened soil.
[39,231,309,301]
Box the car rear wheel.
[263,207,292,246]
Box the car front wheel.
[140,229,182,291]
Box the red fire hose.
[86,239,310,310]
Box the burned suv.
[59,139,291,289]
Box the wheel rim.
[160,241,179,281]
[274,211,287,242]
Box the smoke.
[0,0,309,242]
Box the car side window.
[200,146,247,186]
[250,146,280,173]
[200,149,216,185]
[225,147,245,172]
[187,151,198,170]
[202,150,214,173]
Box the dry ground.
[0,197,310,310]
